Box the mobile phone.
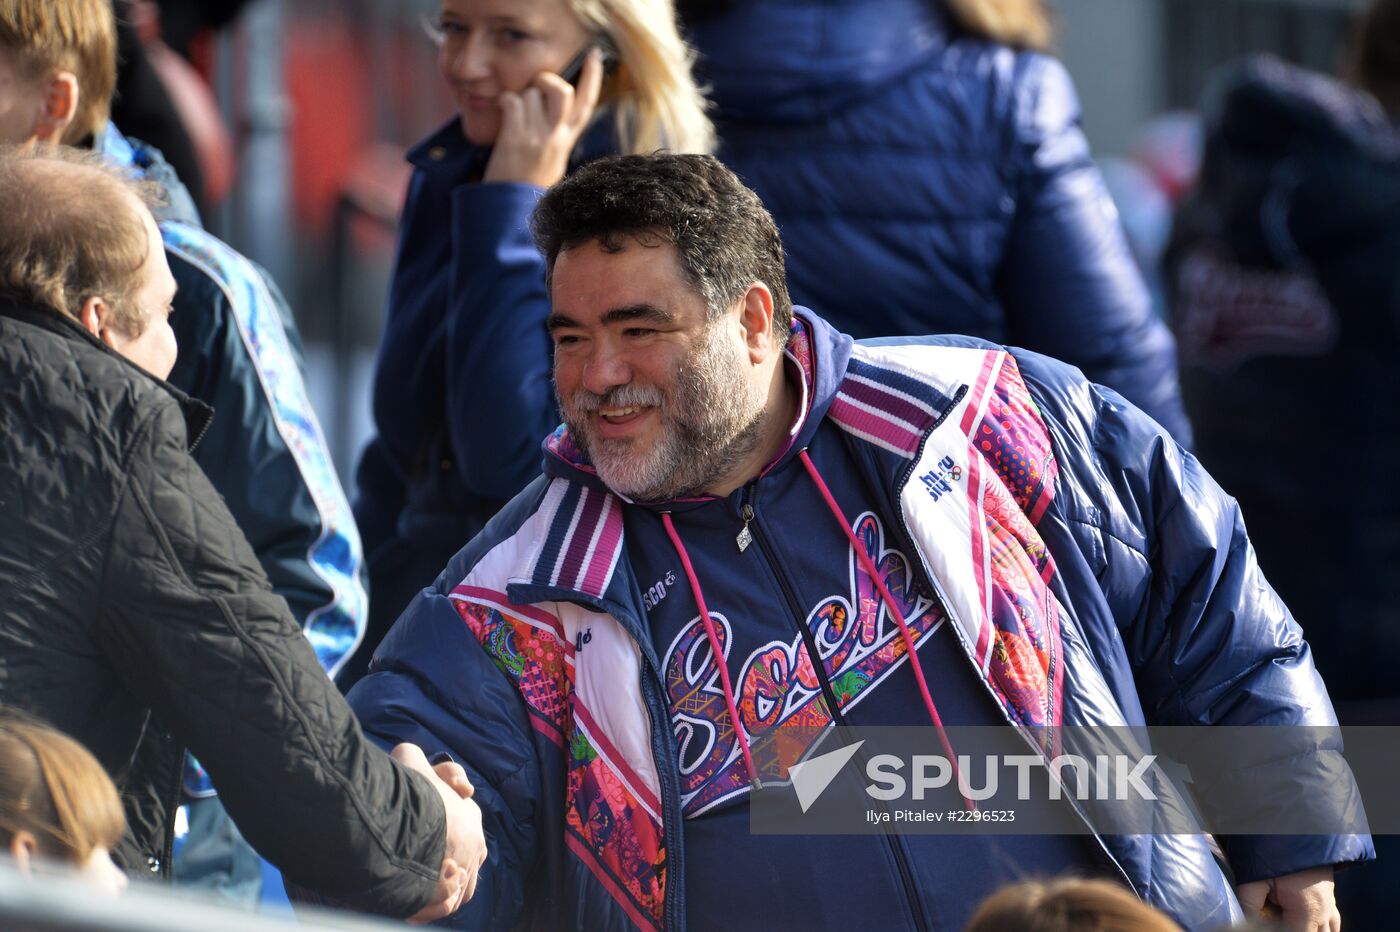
[558,34,619,86]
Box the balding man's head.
[0,144,178,378]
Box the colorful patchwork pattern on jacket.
[835,344,1066,733]
[962,352,1063,730]
[452,590,667,931]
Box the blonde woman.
[347,0,713,688]
[683,0,1191,440]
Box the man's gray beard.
[560,323,770,502]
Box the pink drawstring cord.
[798,450,974,812]
[661,512,763,790]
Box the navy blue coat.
[685,0,1193,445]
[99,128,367,682]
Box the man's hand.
[482,47,605,187]
[391,743,488,924]
[1236,866,1339,931]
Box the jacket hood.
[1207,55,1399,162]
[542,307,854,501]
[685,0,951,124]
[1194,55,1400,265]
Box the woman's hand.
[483,47,605,187]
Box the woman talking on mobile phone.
[343,0,714,689]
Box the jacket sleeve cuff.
[1224,834,1375,885]
[452,181,544,261]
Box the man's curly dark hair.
[531,153,793,345]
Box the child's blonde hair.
[0,711,125,863]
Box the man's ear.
[79,296,118,347]
[8,830,39,875]
[737,282,776,363]
[32,72,80,144]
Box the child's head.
[965,878,1181,932]
[0,711,126,892]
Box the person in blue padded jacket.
[679,0,1194,446]
[345,0,715,690]
[346,153,1369,932]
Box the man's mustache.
[566,384,666,413]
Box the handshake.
[392,744,490,924]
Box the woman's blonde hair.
[568,0,715,155]
[0,711,125,864]
[943,0,1055,52]
[964,878,1181,932]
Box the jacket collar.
[686,0,951,125]
[540,307,854,504]
[94,124,204,227]
[0,299,214,451]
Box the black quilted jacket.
[0,299,445,917]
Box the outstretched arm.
[348,586,548,931]
[97,403,457,917]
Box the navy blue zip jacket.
[684,0,1193,446]
[348,309,1367,930]
[101,127,368,791]
[99,127,366,674]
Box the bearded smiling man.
[552,227,787,503]
[346,154,1368,932]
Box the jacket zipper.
[642,652,688,932]
[159,740,185,878]
[744,485,933,932]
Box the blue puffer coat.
[684,0,1193,445]
[348,310,1367,931]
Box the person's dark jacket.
[683,0,1193,445]
[1168,55,1400,719]
[153,0,252,60]
[111,6,207,221]
[0,298,445,916]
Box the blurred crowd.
[0,0,1396,929]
